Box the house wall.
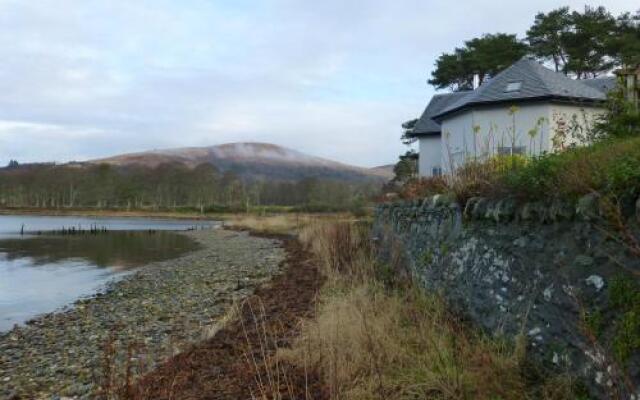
[440,102,608,173]
[548,103,606,150]
[441,103,553,172]
[440,111,474,172]
[418,135,442,177]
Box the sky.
[0,1,635,168]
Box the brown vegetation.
[280,221,580,399]
[113,233,325,399]
[95,216,583,399]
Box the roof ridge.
[524,59,554,94]
[432,90,472,97]
[526,58,608,97]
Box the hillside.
[91,142,393,182]
[369,164,394,178]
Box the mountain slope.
[91,142,393,182]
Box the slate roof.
[581,76,617,93]
[408,91,471,137]
[432,58,610,120]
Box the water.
[0,215,217,331]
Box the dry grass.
[398,176,449,200]
[280,220,577,400]
[396,156,521,204]
[225,214,310,234]
[201,300,241,341]
[226,213,352,235]
[281,285,530,400]
[298,221,372,282]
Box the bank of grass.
[277,221,580,400]
[0,203,368,221]
[224,212,361,235]
[405,136,640,206]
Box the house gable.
[408,91,470,137]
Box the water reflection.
[0,215,214,330]
[0,231,200,269]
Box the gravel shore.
[0,229,285,399]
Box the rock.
[519,202,545,222]
[468,197,490,220]
[5,391,19,400]
[549,199,574,221]
[576,193,600,221]
[432,193,456,208]
[492,198,517,223]
[513,237,528,247]
[421,196,434,210]
[585,275,605,291]
[464,197,481,219]
[575,255,594,267]
[543,285,553,301]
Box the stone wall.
[374,195,640,399]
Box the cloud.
[0,0,635,167]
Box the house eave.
[432,95,607,122]
[406,130,441,138]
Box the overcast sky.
[0,1,635,167]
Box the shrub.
[397,135,640,205]
[445,159,505,203]
[594,88,640,139]
[398,176,448,200]
[501,136,640,202]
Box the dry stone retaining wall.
[374,195,640,399]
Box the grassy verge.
[273,220,581,400]
[224,212,360,235]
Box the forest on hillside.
[0,162,379,212]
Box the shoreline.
[0,208,219,221]
[0,229,286,399]
[133,230,325,399]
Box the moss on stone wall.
[609,275,640,365]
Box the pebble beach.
[0,229,285,399]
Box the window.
[505,81,522,93]
[432,167,443,177]
[497,146,526,155]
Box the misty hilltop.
[90,142,392,183]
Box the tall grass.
[281,221,576,400]
[239,300,298,400]
[226,213,353,235]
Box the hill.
[91,142,393,182]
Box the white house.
[407,58,616,177]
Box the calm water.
[0,215,216,331]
